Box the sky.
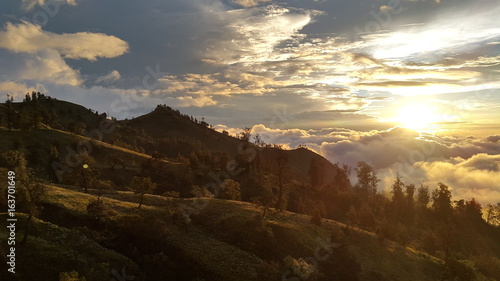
[1,0,499,205]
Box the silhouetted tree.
[253,133,265,146]
[274,149,289,211]
[486,203,500,226]
[358,203,376,231]
[456,198,483,223]
[24,93,31,102]
[240,127,252,142]
[130,176,157,208]
[417,184,430,209]
[347,206,358,229]
[252,177,276,218]
[404,183,416,224]
[432,182,453,221]
[354,161,379,198]
[308,158,325,190]
[30,97,42,129]
[5,94,15,131]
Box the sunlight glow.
[397,105,435,129]
[390,103,443,131]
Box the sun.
[393,104,440,130]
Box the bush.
[218,179,241,200]
[86,200,111,223]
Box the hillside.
[2,98,341,184]
[1,185,452,281]
[1,96,500,281]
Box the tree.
[274,149,289,211]
[404,183,416,224]
[354,161,379,198]
[253,133,265,146]
[347,206,358,228]
[64,229,89,266]
[417,184,430,209]
[486,203,500,226]
[432,182,453,221]
[358,203,376,231]
[5,94,15,132]
[240,127,252,142]
[86,199,111,224]
[72,122,86,135]
[30,96,42,129]
[95,180,114,201]
[332,163,352,192]
[0,150,27,171]
[461,198,483,222]
[219,179,241,200]
[251,176,276,218]
[108,154,125,170]
[130,176,157,208]
[0,168,8,209]
[24,93,31,102]
[71,154,98,193]
[310,207,323,226]
[20,171,46,244]
[0,150,45,244]
[189,151,200,169]
[391,174,405,204]
[308,158,326,190]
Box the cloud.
[156,72,278,96]
[0,81,44,98]
[96,70,121,84]
[203,5,320,65]
[363,4,500,61]
[232,0,272,8]
[242,122,500,206]
[166,95,218,108]
[0,49,82,86]
[219,122,500,205]
[0,22,128,61]
[379,5,391,12]
[416,154,500,205]
[21,0,77,10]
[487,135,500,143]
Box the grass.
[7,183,490,281]
[0,213,138,281]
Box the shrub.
[218,179,241,200]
